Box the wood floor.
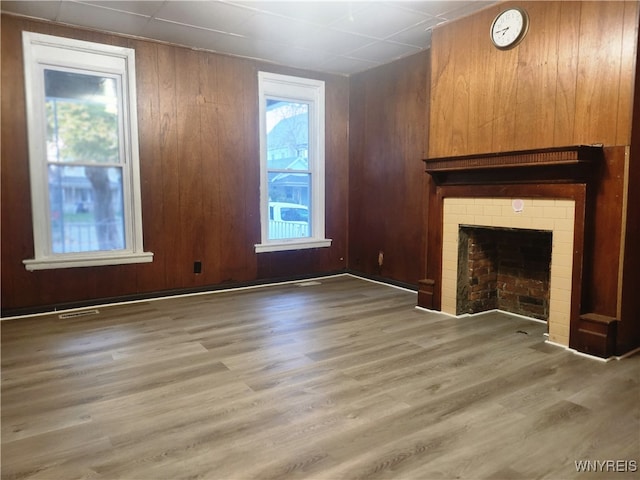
[1,275,638,480]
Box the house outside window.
[21,32,152,270]
[255,72,331,253]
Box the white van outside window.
[269,202,309,240]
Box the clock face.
[491,8,528,49]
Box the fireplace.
[441,197,574,345]
[457,225,552,320]
[419,146,620,358]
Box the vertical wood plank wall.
[348,53,429,285]
[622,20,640,353]
[427,0,640,349]
[429,1,638,158]
[0,15,349,314]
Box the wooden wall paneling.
[348,53,429,285]
[198,53,223,286]
[583,146,626,317]
[425,186,444,310]
[347,75,366,272]
[175,49,206,287]
[1,17,31,309]
[620,35,640,354]
[573,1,625,146]
[552,1,581,147]
[373,67,398,276]
[359,73,381,276]
[395,53,429,283]
[419,171,434,288]
[568,184,588,352]
[467,8,497,154]
[349,71,377,275]
[257,250,316,279]
[379,75,399,278]
[359,71,388,276]
[428,24,455,158]
[615,1,639,146]
[216,56,255,283]
[156,44,181,288]
[450,15,473,156]
[419,50,432,285]
[240,60,260,281]
[619,207,640,354]
[324,76,350,269]
[490,33,519,153]
[513,1,560,150]
[134,39,167,293]
[378,68,400,279]
[429,0,637,158]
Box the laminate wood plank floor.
[2,275,638,479]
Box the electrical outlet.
[378,251,384,267]
[193,261,202,274]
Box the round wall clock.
[490,7,529,50]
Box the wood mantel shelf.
[423,145,604,185]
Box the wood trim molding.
[424,145,603,185]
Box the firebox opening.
[456,226,552,321]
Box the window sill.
[255,239,332,253]
[23,251,154,271]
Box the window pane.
[48,165,125,253]
[265,100,309,171]
[45,69,120,164]
[268,172,311,240]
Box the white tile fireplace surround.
[441,197,575,346]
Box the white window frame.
[21,32,152,270]
[255,71,332,253]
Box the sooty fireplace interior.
[457,226,552,320]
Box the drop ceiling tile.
[394,0,497,18]
[265,45,334,71]
[142,18,241,53]
[329,3,429,39]
[303,27,375,56]
[437,1,496,21]
[1,1,61,20]
[58,1,150,36]
[231,0,367,26]
[75,1,164,17]
[392,1,473,17]
[232,11,324,48]
[202,33,263,59]
[319,55,378,76]
[153,1,255,32]
[348,40,421,63]
[385,19,439,48]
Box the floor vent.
[59,309,100,319]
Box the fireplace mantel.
[419,144,622,358]
[424,145,603,186]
